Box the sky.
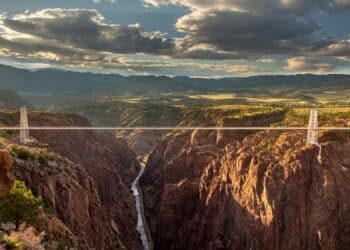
[0,0,349,77]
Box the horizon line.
[1,63,350,79]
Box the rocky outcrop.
[117,130,162,157]
[0,111,142,249]
[6,145,118,249]
[26,112,142,250]
[0,149,13,191]
[140,130,350,250]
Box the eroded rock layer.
[0,111,142,250]
[140,129,350,250]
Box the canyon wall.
[140,129,350,250]
[0,111,142,249]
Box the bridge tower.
[306,109,321,162]
[19,106,30,144]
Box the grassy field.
[50,85,350,128]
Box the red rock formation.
[10,146,117,249]
[27,112,142,250]
[0,149,13,191]
[0,111,142,249]
[141,130,350,250]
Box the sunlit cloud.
[284,56,334,73]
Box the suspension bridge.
[0,106,345,161]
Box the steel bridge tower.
[307,109,322,162]
[20,106,30,144]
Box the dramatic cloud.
[0,8,174,55]
[176,10,319,54]
[0,34,122,68]
[143,0,350,14]
[0,8,182,73]
[284,56,335,73]
[0,2,348,75]
[144,0,350,62]
[174,43,246,60]
[317,38,350,58]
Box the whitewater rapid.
[131,162,153,250]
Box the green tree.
[0,180,42,229]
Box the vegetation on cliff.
[0,180,42,230]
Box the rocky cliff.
[0,111,142,249]
[140,129,350,250]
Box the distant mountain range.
[1,64,350,97]
[0,89,30,109]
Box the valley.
[1,68,350,249]
[0,0,349,248]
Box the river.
[131,162,153,250]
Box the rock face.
[9,146,116,249]
[0,149,13,191]
[0,111,142,249]
[140,130,350,250]
[117,130,163,157]
[27,112,142,250]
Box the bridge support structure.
[306,109,322,162]
[19,106,30,144]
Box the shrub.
[5,224,44,250]
[0,181,43,229]
[9,147,33,161]
[37,155,48,166]
[3,234,23,250]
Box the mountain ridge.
[1,64,350,96]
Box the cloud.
[0,8,182,73]
[91,0,118,3]
[143,0,349,14]
[195,63,262,75]
[0,34,123,67]
[284,56,334,73]
[317,38,350,58]
[176,10,319,55]
[1,8,174,55]
[143,0,349,61]
[174,43,246,59]
[0,8,181,75]
[256,58,275,63]
[331,0,350,9]
[144,0,349,63]
[0,5,347,75]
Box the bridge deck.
[2,126,350,130]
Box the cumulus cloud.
[143,0,349,61]
[176,10,319,54]
[0,8,174,55]
[143,0,349,14]
[0,8,181,73]
[317,38,350,58]
[0,4,348,75]
[174,43,246,59]
[284,56,334,73]
[143,0,350,73]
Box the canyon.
[0,111,142,249]
[1,109,350,249]
[140,129,350,250]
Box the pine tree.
[0,180,42,229]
